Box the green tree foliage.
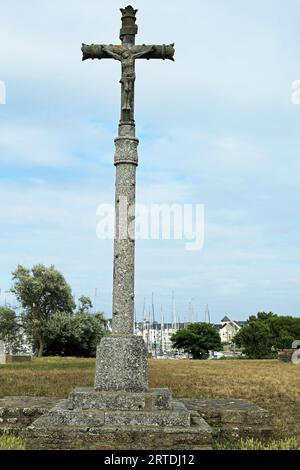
[171,322,221,359]
[234,312,300,359]
[44,312,107,357]
[248,312,276,322]
[234,320,274,359]
[11,265,75,356]
[77,296,93,314]
[0,307,22,354]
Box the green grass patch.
[0,433,26,450]
[214,437,299,450]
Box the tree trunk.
[38,337,44,357]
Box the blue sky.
[1,0,300,322]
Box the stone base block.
[104,401,190,427]
[95,336,148,392]
[26,416,212,450]
[68,387,172,411]
[36,397,190,428]
[182,398,273,441]
[278,349,293,362]
[68,387,145,410]
[25,395,212,449]
[218,424,273,441]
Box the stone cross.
[82,6,174,338]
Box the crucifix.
[82,5,174,391]
[26,6,214,451]
[82,5,174,124]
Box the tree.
[11,264,75,356]
[44,312,107,357]
[234,320,274,359]
[248,312,276,322]
[78,296,93,314]
[268,316,300,350]
[234,312,300,358]
[0,307,22,354]
[171,323,221,359]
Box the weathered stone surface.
[68,387,172,411]
[104,402,190,428]
[182,398,271,425]
[147,388,172,410]
[217,424,273,441]
[95,335,148,392]
[26,419,212,450]
[42,402,105,428]
[278,349,294,362]
[40,396,190,429]
[68,387,146,410]
[112,136,138,337]
[182,398,273,441]
[24,393,213,449]
[0,395,273,447]
[0,396,61,431]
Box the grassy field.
[0,357,299,449]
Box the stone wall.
[0,397,60,434]
[278,349,294,362]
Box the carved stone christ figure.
[103,45,153,113]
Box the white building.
[104,318,186,356]
[135,321,187,357]
[214,316,247,344]
[104,315,246,356]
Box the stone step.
[182,398,271,426]
[26,417,213,450]
[217,424,274,441]
[68,387,172,411]
[47,399,190,428]
[0,396,61,428]
[68,388,145,411]
[104,402,190,428]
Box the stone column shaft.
[112,125,138,335]
[94,123,148,392]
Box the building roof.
[221,315,231,322]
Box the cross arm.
[82,43,175,61]
[82,44,121,61]
[133,44,175,61]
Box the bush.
[234,312,300,359]
[44,312,107,357]
[0,307,23,354]
[171,323,221,359]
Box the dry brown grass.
[0,357,95,398]
[149,359,300,442]
[0,357,299,443]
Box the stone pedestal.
[0,395,270,448]
[26,387,213,450]
[94,336,148,392]
[26,335,213,449]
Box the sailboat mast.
[151,292,157,358]
[160,305,164,356]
